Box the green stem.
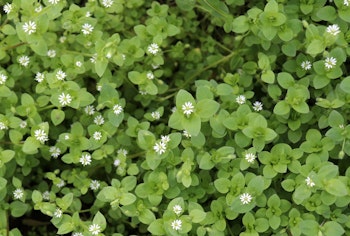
[128,151,146,159]
[180,50,237,89]
[38,104,55,112]
[4,42,28,51]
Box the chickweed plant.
[0,0,350,235]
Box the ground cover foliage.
[1,0,350,235]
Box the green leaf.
[322,221,345,236]
[328,110,344,128]
[97,186,118,202]
[56,193,73,210]
[22,137,40,154]
[307,39,324,56]
[340,76,350,93]
[32,190,42,204]
[196,99,220,119]
[139,209,156,224]
[51,109,65,126]
[316,6,337,21]
[95,58,108,77]
[190,209,207,223]
[261,70,275,84]
[28,36,48,56]
[10,201,28,217]
[324,179,348,196]
[232,16,249,33]
[137,130,155,150]
[273,101,290,116]
[148,219,165,235]
[291,102,309,113]
[277,72,295,89]
[120,193,136,206]
[300,220,319,235]
[57,222,74,235]
[93,211,107,230]
[198,0,230,19]
[214,178,231,194]
[176,89,196,108]
[181,113,201,136]
[0,86,12,97]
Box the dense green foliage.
[1,0,350,235]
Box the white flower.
[90,54,97,63]
[3,3,12,14]
[82,23,94,35]
[93,131,102,140]
[34,129,48,143]
[106,52,112,59]
[171,219,182,231]
[153,141,167,155]
[147,43,160,55]
[49,146,61,158]
[18,56,30,67]
[139,90,147,95]
[23,21,36,35]
[345,0,350,6]
[96,85,102,91]
[324,57,337,69]
[64,134,70,140]
[0,122,7,130]
[35,5,43,12]
[113,159,121,167]
[240,193,252,204]
[84,105,95,115]
[173,205,182,215]
[183,130,191,138]
[80,153,92,166]
[89,223,101,235]
[151,111,161,120]
[54,208,62,218]
[171,107,177,113]
[245,153,256,163]
[58,92,72,106]
[72,233,83,236]
[42,191,50,200]
[113,104,123,115]
[75,61,82,67]
[301,60,312,70]
[35,72,45,83]
[122,54,126,60]
[13,188,24,200]
[19,121,27,129]
[305,176,315,187]
[326,24,340,36]
[48,0,60,4]
[102,0,114,8]
[59,36,66,43]
[0,73,7,84]
[253,101,263,111]
[161,135,170,143]
[90,180,100,191]
[152,63,160,69]
[47,50,56,58]
[86,11,92,17]
[94,115,105,125]
[182,102,195,117]
[56,179,65,188]
[147,71,155,80]
[236,95,246,105]
[117,148,128,156]
[56,69,66,80]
